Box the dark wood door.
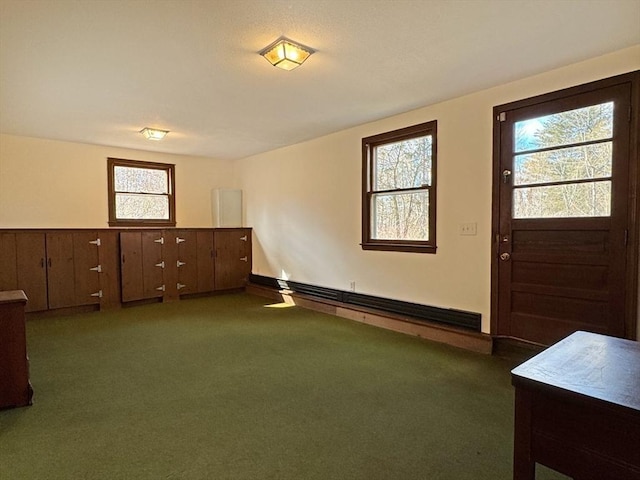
[196,231,215,293]
[15,233,47,312]
[46,233,76,309]
[176,230,197,295]
[72,232,101,306]
[214,229,251,290]
[493,75,637,345]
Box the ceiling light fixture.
[140,127,169,140]
[259,36,314,71]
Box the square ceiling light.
[259,37,314,71]
[140,127,169,140]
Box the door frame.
[490,71,640,341]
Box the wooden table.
[511,331,640,480]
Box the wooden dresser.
[0,290,33,409]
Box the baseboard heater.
[249,274,481,332]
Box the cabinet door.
[98,231,121,309]
[196,231,215,293]
[0,234,18,291]
[15,234,47,312]
[141,231,164,299]
[72,232,101,306]
[120,232,144,302]
[120,231,164,302]
[176,230,198,295]
[46,233,76,309]
[214,229,251,290]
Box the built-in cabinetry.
[0,231,103,312]
[0,228,252,314]
[118,228,250,303]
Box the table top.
[0,290,28,305]
[512,331,640,412]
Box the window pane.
[514,102,613,153]
[115,193,169,220]
[514,142,612,186]
[373,135,432,191]
[114,166,169,194]
[513,181,611,218]
[372,191,429,240]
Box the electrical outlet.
[459,222,477,236]
[350,281,356,292]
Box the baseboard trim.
[247,282,492,354]
[250,274,481,331]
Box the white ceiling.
[1,0,639,160]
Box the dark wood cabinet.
[1,228,251,311]
[0,232,103,312]
[214,229,251,290]
[120,231,165,302]
[0,290,33,409]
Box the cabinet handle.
[176,237,186,244]
[122,254,125,264]
[89,265,102,273]
[155,261,165,269]
[240,256,248,262]
[154,237,164,244]
[40,258,45,268]
[177,260,186,267]
[155,285,166,291]
[177,283,186,290]
[90,290,103,298]
[89,238,101,246]
[48,258,52,268]
[240,235,248,241]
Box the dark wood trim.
[491,70,640,341]
[361,120,438,253]
[107,157,176,228]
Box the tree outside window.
[362,121,437,253]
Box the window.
[512,102,613,218]
[362,120,437,253]
[107,158,176,227]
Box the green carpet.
[0,293,566,479]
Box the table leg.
[514,388,535,480]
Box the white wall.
[234,46,640,334]
[0,134,234,228]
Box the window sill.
[361,242,437,254]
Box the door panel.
[15,234,47,312]
[494,77,635,344]
[196,231,215,293]
[0,234,18,291]
[141,231,164,299]
[176,230,198,295]
[214,230,251,290]
[120,232,144,302]
[46,233,76,309]
[73,232,101,306]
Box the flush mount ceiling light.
[259,36,314,71]
[139,127,169,140]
